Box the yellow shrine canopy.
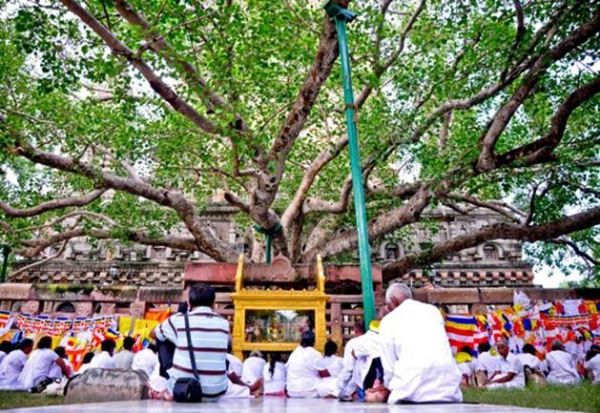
[230,255,329,359]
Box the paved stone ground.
[2,397,577,413]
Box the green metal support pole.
[324,2,376,327]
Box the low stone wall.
[1,282,598,320]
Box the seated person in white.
[584,345,600,383]
[0,341,12,366]
[224,350,254,398]
[112,336,136,370]
[0,338,34,389]
[19,336,70,389]
[76,352,95,375]
[263,352,286,396]
[454,346,475,386]
[352,319,384,397]
[517,344,544,372]
[89,339,116,369]
[286,330,326,398]
[546,340,581,385]
[131,343,158,378]
[316,340,344,398]
[336,320,365,400]
[483,339,525,389]
[48,346,72,379]
[475,342,498,382]
[379,284,463,404]
[242,350,266,386]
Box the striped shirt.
[155,306,229,401]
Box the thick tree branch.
[242,10,342,257]
[512,0,525,48]
[444,193,526,224]
[9,139,237,261]
[18,228,199,258]
[60,0,220,135]
[550,237,600,267]
[382,204,600,280]
[11,240,68,277]
[477,7,600,171]
[111,0,251,133]
[303,175,353,215]
[301,186,430,263]
[281,135,349,227]
[0,189,106,218]
[497,76,600,167]
[403,4,584,148]
[267,13,339,167]
[355,0,426,109]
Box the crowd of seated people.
[1,282,598,404]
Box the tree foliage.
[0,0,599,281]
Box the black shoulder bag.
[172,313,203,403]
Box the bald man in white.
[379,283,463,404]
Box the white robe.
[286,345,322,398]
[113,350,135,370]
[0,349,28,389]
[336,336,361,398]
[223,354,250,399]
[132,349,158,378]
[90,351,115,369]
[380,299,463,404]
[316,355,344,398]
[546,350,581,385]
[487,353,525,389]
[48,358,72,379]
[476,351,499,376]
[18,349,59,389]
[352,330,381,385]
[242,356,266,384]
[584,354,600,383]
[517,353,543,372]
[263,361,286,395]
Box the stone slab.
[0,284,32,300]
[64,368,148,404]
[0,397,578,413]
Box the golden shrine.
[230,254,329,359]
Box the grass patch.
[463,383,600,412]
[0,391,64,410]
[1,385,599,411]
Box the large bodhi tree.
[0,0,599,281]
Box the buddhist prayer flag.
[144,308,171,323]
[546,314,597,329]
[105,327,120,340]
[118,316,133,335]
[91,326,105,348]
[445,314,476,351]
[0,310,10,326]
[72,317,92,333]
[17,313,33,333]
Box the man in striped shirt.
[153,283,230,402]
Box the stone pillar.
[100,303,116,315]
[130,302,146,319]
[75,302,93,317]
[21,300,40,314]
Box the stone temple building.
[7,203,534,290]
[0,203,535,333]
